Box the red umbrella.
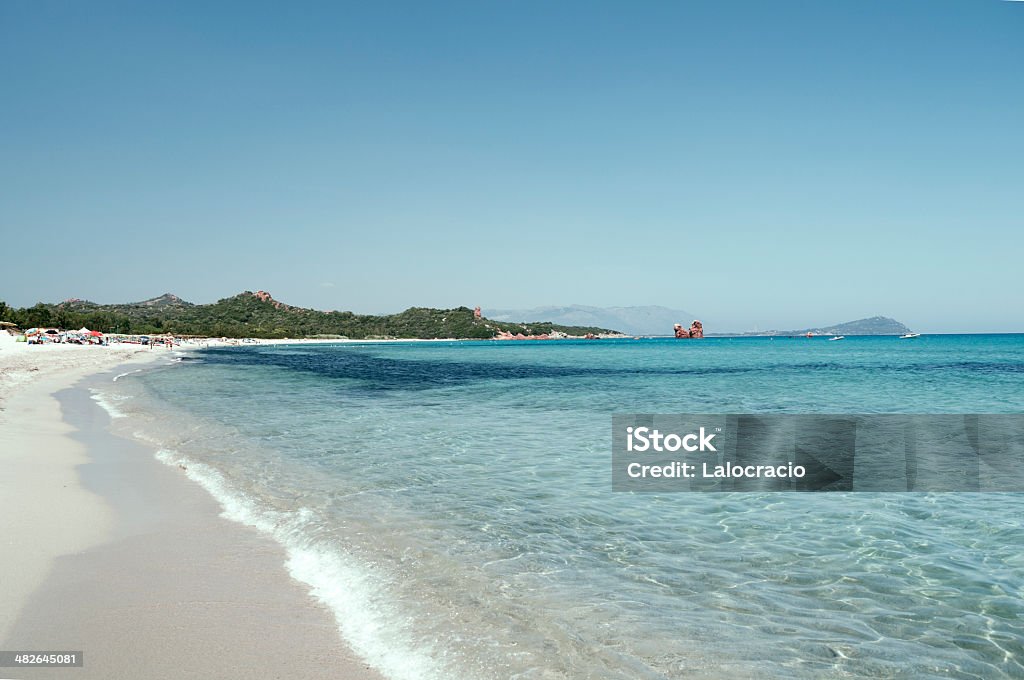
[90,330,103,337]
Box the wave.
[151,447,460,680]
[90,389,130,419]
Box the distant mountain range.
[723,316,913,337]
[61,292,194,314]
[486,305,698,336]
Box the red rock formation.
[674,320,704,338]
[251,290,293,310]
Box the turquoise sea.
[96,335,1024,679]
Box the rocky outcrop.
[251,290,295,311]
[494,330,552,340]
[674,320,704,338]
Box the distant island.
[710,316,913,337]
[0,292,619,340]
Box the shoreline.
[0,347,383,679]
[0,344,156,640]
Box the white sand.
[0,340,156,640]
[0,338,383,679]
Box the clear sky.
[1,1,1021,332]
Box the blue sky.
[1,1,1021,332]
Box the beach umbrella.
[90,330,103,337]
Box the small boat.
[829,335,845,341]
[899,333,921,339]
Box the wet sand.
[0,352,383,680]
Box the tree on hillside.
[18,304,54,329]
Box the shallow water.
[99,336,1024,679]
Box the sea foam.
[152,447,458,680]
[90,389,129,419]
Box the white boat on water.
[829,335,845,341]
[899,333,921,339]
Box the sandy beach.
[0,338,382,679]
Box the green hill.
[0,291,617,339]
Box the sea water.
[98,336,1024,679]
